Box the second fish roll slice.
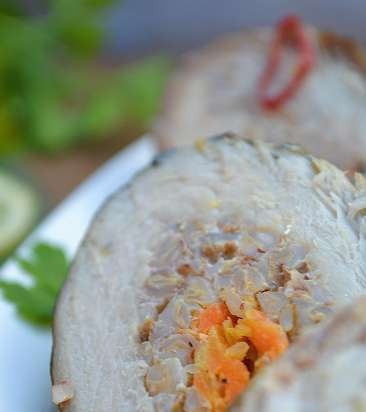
[155,17,366,171]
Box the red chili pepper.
[258,15,315,111]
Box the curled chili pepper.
[258,14,315,111]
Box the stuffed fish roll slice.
[155,17,366,171]
[52,134,366,412]
[239,296,366,412]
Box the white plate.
[0,137,157,412]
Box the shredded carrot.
[192,302,289,411]
[258,14,315,111]
[216,359,250,405]
[194,359,250,409]
[241,309,289,363]
[198,302,230,333]
[193,370,227,411]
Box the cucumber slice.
[0,170,41,260]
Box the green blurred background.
[0,0,171,261]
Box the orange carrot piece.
[194,325,250,410]
[194,358,249,411]
[198,302,230,333]
[193,371,212,402]
[204,326,227,371]
[243,309,289,360]
[216,359,250,405]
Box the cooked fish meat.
[155,19,366,171]
[52,134,366,411]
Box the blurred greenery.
[0,0,171,263]
[0,0,171,154]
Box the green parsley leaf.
[0,242,70,327]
